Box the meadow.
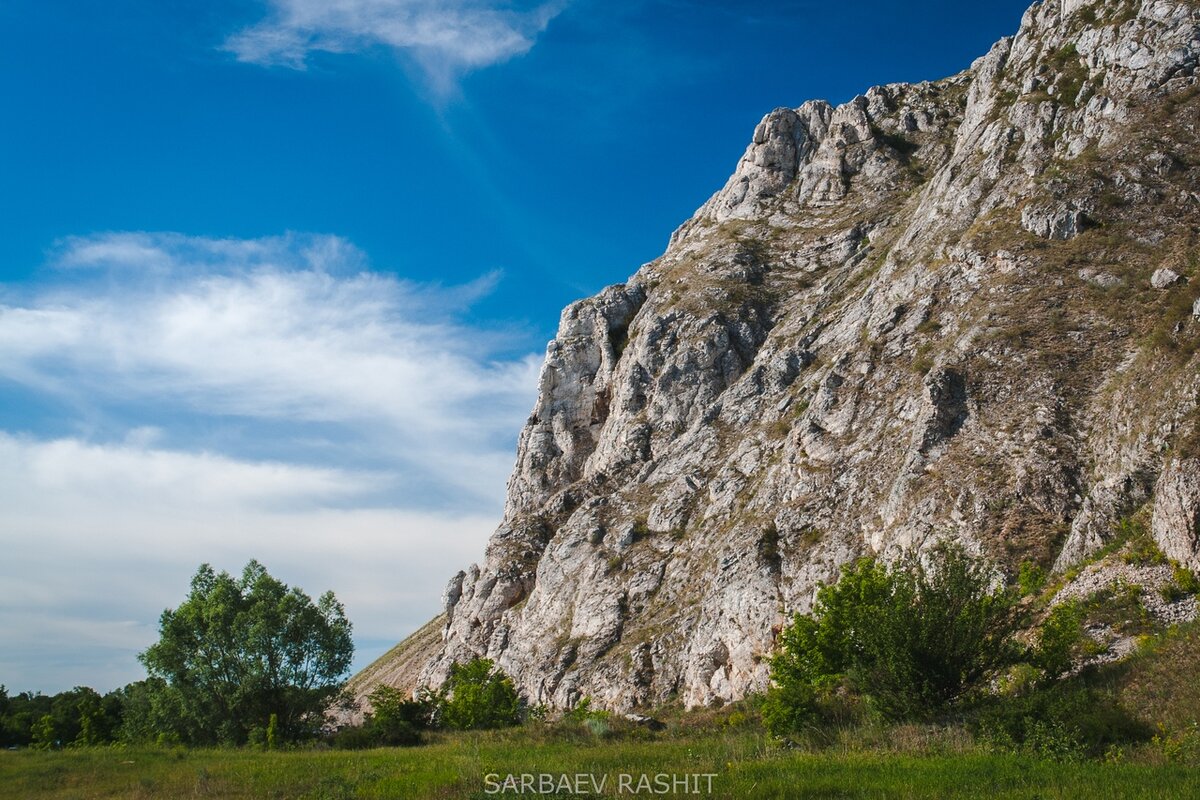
[4,723,1199,800]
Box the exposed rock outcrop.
[1153,458,1200,567]
[358,0,1200,713]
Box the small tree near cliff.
[139,560,353,745]
[438,658,523,730]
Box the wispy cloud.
[53,231,369,276]
[225,0,565,94]
[1,232,541,506]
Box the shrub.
[437,658,523,731]
[366,685,430,746]
[1162,582,1186,603]
[1083,581,1152,634]
[1034,601,1086,679]
[1018,561,1047,597]
[328,724,379,750]
[975,683,1149,760]
[1123,533,1167,566]
[996,663,1045,696]
[760,677,820,739]
[1153,722,1200,764]
[323,685,434,749]
[1160,564,1199,603]
[564,696,603,723]
[765,545,1020,734]
[1174,564,1200,595]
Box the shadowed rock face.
[358,0,1200,713]
[1154,458,1200,564]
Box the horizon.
[0,0,1033,695]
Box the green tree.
[113,678,185,744]
[31,714,56,750]
[10,686,116,748]
[765,545,1020,734]
[69,687,109,746]
[139,560,353,745]
[437,658,522,730]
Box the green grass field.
[4,727,1199,800]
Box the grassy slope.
[4,724,1200,800]
[1118,622,1200,732]
[344,614,446,708]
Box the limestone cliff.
[357,0,1200,712]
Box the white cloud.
[4,433,372,512]
[225,0,565,93]
[53,230,369,275]
[0,433,496,693]
[0,231,542,506]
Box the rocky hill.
[352,0,1200,714]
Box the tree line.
[3,561,353,748]
[1,684,127,748]
[2,560,524,750]
[0,658,525,750]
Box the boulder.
[1151,268,1186,289]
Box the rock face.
[1153,458,1200,566]
[1151,266,1187,287]
[361,0,1200,712]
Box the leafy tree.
[437,658,522,730]
[765,545,1020,734]
[112,677,189,744]
[0,684,145,747]
[109,678,167,744]
[139,560,353,745]
[61,687,110,746]
[31,714,57,750]
[0,686,118,748]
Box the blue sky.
[0,0,1033,694]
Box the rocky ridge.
[357,0,1200,713]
